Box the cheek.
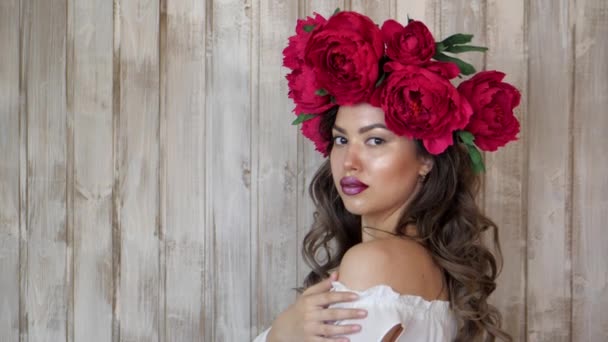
[368,153,420,195]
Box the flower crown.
[283,9,521,173]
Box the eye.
[367,137,385,146]
[333,136,347,145]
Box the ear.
[418,157,434,177]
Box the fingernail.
[349,294,359,300]
[357,310,367,317]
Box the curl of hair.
[296,108,512,341]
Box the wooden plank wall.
[0,0,606,341]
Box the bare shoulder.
[338,238,446,301]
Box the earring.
[418,173,427,183]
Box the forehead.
[335,103,386,128]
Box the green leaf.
[440,33,474,47]
[291,114,317,125]
[375,72,386,88]
[466,144,486,173]
[407,14,414,24]
[444,45,488,53]
[315,88,328,96]
[435,42,446,52]
[330,96,337,104]
[333,7,341,16]
[303,24,315,33]
[433,52,476,75]
[457,131,475,145]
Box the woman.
[254,9,520,342]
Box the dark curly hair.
[295,107,512,341]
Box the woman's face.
[330,103,431,220]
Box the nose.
[343,143,361,171]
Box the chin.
[340,198,372,216]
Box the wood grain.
[68,0,114,341]
[22,0,69,340]
[485,0,528,339]
[115,0,161,340]
[527,0,573,340]
[572,0,608,340]
[160,0,207,340]
[253,0,300,337]
[205,0,253,340]
[0,0,21,340]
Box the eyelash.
[332,136,386,146]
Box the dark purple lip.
[340,177,368,195]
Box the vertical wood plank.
[572,0,608,340]
[22,0,69,340]
[350,0,391,23]
[253,0,300,337]
[201,1,214,340]
[116,0,161,340]
[484,0,528,339]
[0,0,21,340]
[160,0,206,340]
[254,1,300,335]
[440,0,485,78]
[296,0,347,288]
[67,0,114,341]
[394,0,441,38]
[206,0,252,340]
[527,0,573,340]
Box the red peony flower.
[287,64,335,115]
[381,20,436,65]
[304,11,384,105]
[425,61,460,79]
[380,62,473,154]
[301,115,329,156]
[457,70,521,151]
[283,13,327,70]
[284,13,332,115]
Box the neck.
[360,183,422,243]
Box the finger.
[313,337,350,342]
[302,272,337,295]
[311,337,349,342]
[317,308,367,322]
[316,322,362,338]
[309,291,360,307]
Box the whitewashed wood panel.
[572,0,608,340]
[253,0,300,337]
[206,0,253,340]
[395,0,441,39]
[485,0,528,339]
[67,1,114,342]
[351,0,392,23]
[22,0,69,341]
[160,0,207,340]
[116,0,161,340]
[0,0,21,340]
[527,0,573,340]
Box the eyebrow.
[333,123,389,134]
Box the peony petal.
[423,133,454,155]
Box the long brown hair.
[296,108,512,341]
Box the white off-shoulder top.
[253,281,458,342]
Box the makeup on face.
[339,176,369,196]
[330,103,423,224]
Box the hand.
[267,271,367,342]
